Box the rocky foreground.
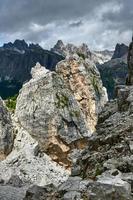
[0,39,133,199]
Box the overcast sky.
[0,0,133,50]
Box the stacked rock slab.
[0,98,13,159]
[15,58,107,168]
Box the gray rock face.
[15,63,91,167]
[15,57,107,168]
[23,184,59,200]
[97,55,128,99]
[52,40,92,59]
[0,185,26,200]
[0,124,69,187]
[112,43,128,59]
[66,84,133,199]
[64,40,133,198]
[0,98,13,159]
[127,39,133,85]
[52,40,113,65]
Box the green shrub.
[56,93,69,108]
[70,110,80,118]
[92,77,100,99]
[77,52,86,60]
[5,94,18,112]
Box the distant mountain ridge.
[0,40,64,99]
[51,40,113,64]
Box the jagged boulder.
[15,63,91,168]
[0,98,13,159]
[15,59,107,168]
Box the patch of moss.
[92,77,101,99]
[70,110,80,118]
[77,52,86,60]
[56,93,69,109]
[95,164,103,177]
[5,94,18,112]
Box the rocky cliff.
[52,40,92,59]
[52,40,113,64]
[0,98,13,159]
[127,38,133,85]
[0,40,64,99]
[97,43,128,99]
[112,43,128,59]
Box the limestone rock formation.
[92,50,114,64]
[127,38,133,85]
[14,58,107,168]
[52,40,92,59]
[97,53,128,99]
[0,124,69,187]
[112,43,128,59]
[56,57,108,133]
[52,40,113,65]
[0,98,13,159]
[97,43,128,99]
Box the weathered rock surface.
[0,98,13,159]
[93,50,113,64]
[15,57,107,168]
[56,57,108,133]
[97,55,128,99]
[112,43,128,59]
[0,123,69,187]
[97,43,128,99]
[0,185,27,200]
[52,40,113,65]
[127,38,133,85]
[51,40,91,59]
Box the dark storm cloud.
[0,0,106,32]
[0,0,132,50]
[101,0,133,31]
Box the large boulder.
[15,59,107,168]
[0,98,13,159]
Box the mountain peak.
[2,39,28,51]
[13,39,28,50]
[112,43,128,59]
[2,40,44,52]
